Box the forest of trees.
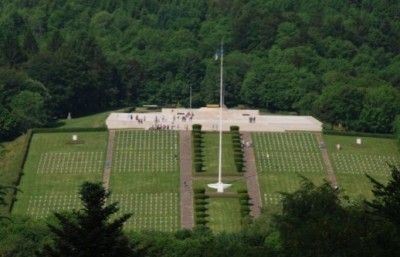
[1,0,400,139]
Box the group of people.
[241,139,253,148]
[173,112,194,122]
[249,116,256,123]
[130,114,145,124]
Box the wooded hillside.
[1,0,400,139]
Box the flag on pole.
[214,47,223,60]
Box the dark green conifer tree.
[42,182,134,257]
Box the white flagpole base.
[208,182,232,193]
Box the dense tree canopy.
[1,0,400,138]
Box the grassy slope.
[57,108,128,128]
[12,132,108,217]
[0,135,27,216]
[323,135,400,200]
[1,109,122,215]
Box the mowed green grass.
[323,135,400,200]
[12,132,108,218]
[194,132,246,232]
[201,132,238,175]
[57,108,129,128]
[108,130,180,232]
[252,132,328,206]
[0,135,27,216]
[207,198,242,233]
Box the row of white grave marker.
[37,152,104,174]
[332,153,398,175]
[253,132,318,152]
[253,132,324,173]
[115,131,178,151]
[263,193,282,205]
[26,194,81,218]
[110,193,179,231]
[113,130,179,173]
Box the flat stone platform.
[106,107,322,132]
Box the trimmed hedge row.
[230,127,245,172]
[238,190,252,219]
[32,127,108,133]
[192,124,204,172]
[323,129,394,139]
[193,187,209,226]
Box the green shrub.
[236,163,244,172]
[196,213,209,218]
[239,193,250,200]
[234,153,243,161]
[196,218,207,225]
[195,206,207,212]
[237,189,248,194]
[193,188,206,194]
[240,206,251,216]
[234,148,243,154]
[232,142,242,149]
[192,124,202,131]
[230,125,239,131]
[240,199,250,206]
[195,199,207,205]
[192,132,202,139]
[192,139,200,145]
[194,194,207,200]
[194,162,203,172]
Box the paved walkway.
[102,130,116,191]
[314,132,338,188]
[242,132,262,219]
[106,107,322,132]
[180,131,194,229]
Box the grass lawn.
[193,132,248,232]
[12,132,108,219]
[207,197,242,233]
[193,179,247,194]
[56,108,129,128]
[323,135,400,200]
[200,132,238,175]
[0,135,27,216]
[259,172,327,206]
[108,130,180,232]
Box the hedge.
[196,213,209,218]
[238,193,250,200]
[194,162,203,172]
[193,188,206,194]
[195,199,207,205]
[230,125,240,131]
[32,127,107,133]
[192,124,202,131]
[323,129,394,139]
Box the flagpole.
[218,42,223,184]
[208,41,231,193]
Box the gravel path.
[314,132,338,188]
[102,130,116,191]
[242,132,262,219]
[180,131,194,229]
